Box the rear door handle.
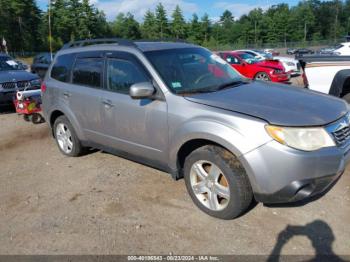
[63,92,71,98]
[102,99,114,108]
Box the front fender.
[168,118,270,171]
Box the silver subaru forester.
[42,39,349,219]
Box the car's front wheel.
[254,72,271,81]
[184,145,253,219]
[53,115,84,157]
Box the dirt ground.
[0,108,349,258]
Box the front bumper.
[0,91,16,104]
[239,140,349,203]
[270,73,290,83]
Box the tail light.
[41,82,47,93]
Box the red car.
[217,51,290,83]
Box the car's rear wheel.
[254,72,271,81]
[53,115,84,157]
[184,145,253,219]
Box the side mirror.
[129,82,155,99]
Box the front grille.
[333,125,350,145]
[1,81,30,90]
[2,82,16,89]
[16,81,30,89]
[327,114,350,146]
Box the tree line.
[1,0,350,52]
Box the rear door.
[98,51,168,164]
[68,51,106,143]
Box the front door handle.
[102,99,114,108]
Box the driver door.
[99,51,168,165]
[222,53,248,77]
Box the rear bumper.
[239,140,349,203]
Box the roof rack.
[61,38,137,50]
[135,38,190,44]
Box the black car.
[294,48,314,56]
[31,53,54,79]
[0,60,41,105]
[0,53,29,71]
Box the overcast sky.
[37,0,300,21]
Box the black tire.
[23,114,31,122]
[254,72,271,81]
[31,113,45,124]
[342,93,350,104]
[184,145,253,219]
[53,115,84,157]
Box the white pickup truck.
[299,55,350,102]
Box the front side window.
[145,47,243,94]
[107,58,149,94]
[225,54,240,64]
[72,58,103,88]
[237,53,259,64]
[51,54,75,82]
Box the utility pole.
[48,0,53,61]
[18,16,24,56]
[334,1,339,43]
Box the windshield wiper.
[216,80,247,91]
[176,80,248,95]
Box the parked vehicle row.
[217,51,290,83]
[41,39,349,220]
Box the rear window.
[72,58,103,88]
[51,54,75,83]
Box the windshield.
[145,48,244,94]
[237,53,259,64]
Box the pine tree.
[200,13,211,43]
[155,3,169,39]
[171,5,186,39]
[142,10,158,39]
[187,13,202,44]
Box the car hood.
[184,81,348,126]
[0,70,38,82]
[255,60,283,70]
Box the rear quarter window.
[51,54,75,83]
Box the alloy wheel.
[255,72,270,81]
[56,123,74,154]
[190,160,230,211]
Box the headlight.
[265,125,335,151]
[273,69,283,74]
[286,62,295,66]
[30,79,41,86]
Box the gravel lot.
[0,108,349,258]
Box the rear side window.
[51,54,75,83]
[107,58,149,94]
[72,58,103,88]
